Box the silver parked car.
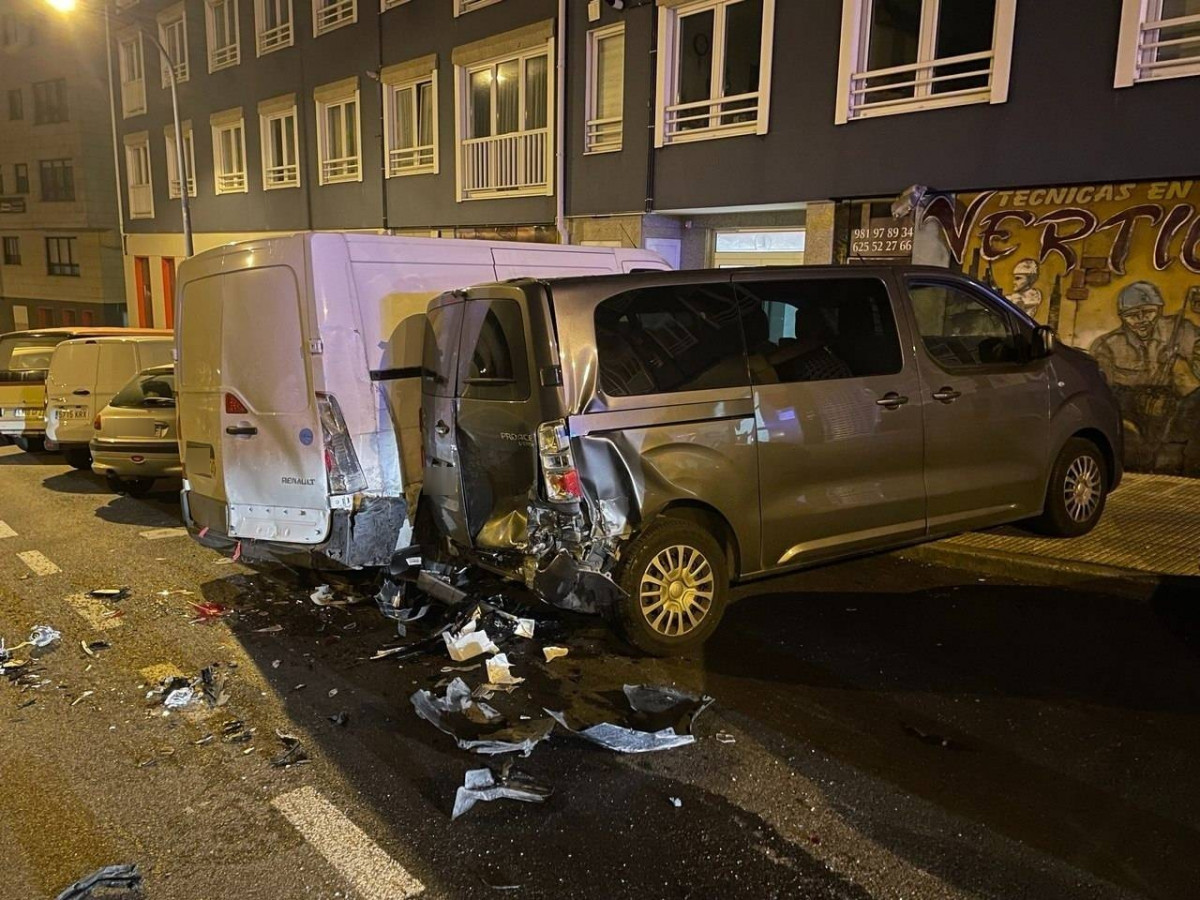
[421,267,1123,655]
[91,364,181,497]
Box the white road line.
[17,550,61,576]
[272,787,425,900]
[0,521,16,539]
[139,527,189,540]
[64,593,124,631]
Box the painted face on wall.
[1120,304,1160,341]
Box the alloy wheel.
[1063,455,1102,523]
[639,544,715,637]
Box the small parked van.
[422,266,1124,655]
[1,328,161,452]
[91,364,181,496]
[177,232,668,571]
[45,333,174,469]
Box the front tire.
[63,447,92,470]
[1029,438,1108,537]
[615,518,729,656]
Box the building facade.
[0,0,126,332]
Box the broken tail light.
[537,419,582,502]
[317,392,367,495]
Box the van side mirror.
[1031,325,1056,359]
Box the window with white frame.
[260,99,300,188]
[585,23,624,153]
[385,72,437,176]
[315,80,361,183]
[1115,0,1200,85]
[458,45,552,198]
[211,111,248,193]
[834,0,1016,123]
[124,133,154,219]
[455,0,502,14]
[206,0,241,71]
[157,4,188,86]
[255,0,293,54]
[313,0,356,36]
[655,0,775,146]
[118,33,146,118]
[164,123,196,197]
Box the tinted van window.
[735,278,901,384]
[457,299,530,402]
[595,284,750,397]
[422,303,461,398]
[908,281,1020,367]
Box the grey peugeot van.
[422,267,1122,655]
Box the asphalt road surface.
[2,444,1198,899]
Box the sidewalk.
[901,473,1200,582]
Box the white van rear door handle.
[435,420,450,436]
[226,425,258,436]
[875,392,908,410]
[933,387,962,403]
[72,389,90,396]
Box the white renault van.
[177,232,668,572]
[45,333,174,469]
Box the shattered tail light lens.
[537,419,582,502]
[317,392,368,495]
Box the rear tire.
[1028,437,1108,537]
[13,436,44,453]
[63,447,92,470]
[615,518,729,657]
[107,474,155,497]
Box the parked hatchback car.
[422,266,1123,655]
[91,364,180,496]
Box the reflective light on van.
[224,393,249,415]
[317,393,367,495]
[537,420,582,502]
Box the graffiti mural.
[918,180,1200,475]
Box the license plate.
[4,408,26,419]
[57,407,89,420]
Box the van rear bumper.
[182,488,408,571]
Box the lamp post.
[46,0,193,257]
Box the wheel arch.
[655,499,742,579]
[1070,427,1118,489]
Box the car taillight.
[317,392,367,495]
[537,419,582,502]
[93,415,102,430]
[224,393,248,414]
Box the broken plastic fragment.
[514,618,535,639]
[29,625,61,648]
[670,797,683,808]
[452,767,552,820]
[542,646,569,663]
[546,711,696,754]
[88,588,129,600]
[310,584,334,606]
[411,679,554,756]
[54,864,142,900]
[443,626,499,662]
[271,729,309,767]
[164,687,196,710]
[485,653,523,686]
[623,684,715,734]
[190,601,229,620]
[715,732,737,745]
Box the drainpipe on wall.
[554,0,568,244]
[104,11,127,259]
[644,4,657,215]
[376,14,389,234]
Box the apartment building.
[0,0,125,332]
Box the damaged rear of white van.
[177,232,667,571]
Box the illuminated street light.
[45,0,77,12]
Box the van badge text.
[500,432,536,445]
[282,476,316,486]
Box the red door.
[134,256,153,327]
[161,257,176,330]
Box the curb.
[896,541,1168,592]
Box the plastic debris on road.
[328,711,349,727]
[514,618,536,639]
[452,767,552,820]
[670,797,683,808]
[623,684,714,733]
[546,711,695,753]
[443,623,499,662]
[54,863,142,900]
[310,584,335,606]
[28,625,61,648]
[484,653,523,686]
[542,646,569,662]
[190,601,229,620]
[271,729,309,767]
[411,678,555,756]
[163,687,197,710]
[88,588,130,600]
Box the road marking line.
[64,593,124,631]
[139,527,189,540]
[0,521,16,539]
[17,550,60,576]
[272,787,425,900]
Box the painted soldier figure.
[1089,281,1197,387]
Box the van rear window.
[594,284,751,397]
[422,305,461,398]
[0,335,60,381]
[423,299,531,402]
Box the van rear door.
[179,266,329,544]
[423,285,549,550]
[46,342,99,439]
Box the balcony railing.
[121,79,145,117]
[210,42,240,70]
[387,144,434,176]
[314,0,355,34]
[662,91,760,144]
[321,155,360,182]
[162,60,188,84]
[460,129,548,199]
[168,176,195,199]
[257,21,292,54]
[216,171,246,193]
[848,50,994,119]
[128,183,153,218]
[585,115,622,153]
[1135,11,1200,80]
[265,162,299,188]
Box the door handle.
[435,420,450,436]
[932,387,962,404]
[72,389,91,396]
[225,425,258,436]
[875,392,909,410]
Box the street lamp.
[45,0,193,257]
